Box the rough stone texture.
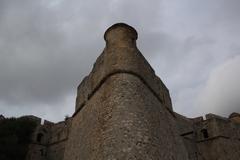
[193,114,240,160]
[64,74,188,160]
[175,113,240,160]
[75,23,173,113]
[63,23,187,160]
[26,144,47,160]
[26,118,72,160]
[229,113,240,123]
[47,142,66,160]
[24,23,240,160]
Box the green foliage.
[0,117,37,160]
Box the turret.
[64,23,189,160]
[75,23,172,115]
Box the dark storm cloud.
[0,0,240,121]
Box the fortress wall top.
[48,119,71,144]
[193,114,240,142]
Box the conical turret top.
[104,23,138,48]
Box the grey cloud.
[0,0,240,121]
[151,0,240,117]
[0,0,107,106]
[0,0,166,121]
[0,0,166,105]
[196,55,240,117]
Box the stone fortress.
[24,23,240,160]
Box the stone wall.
[26,122,50,160]
[26,118,71,160]
[46,141,66,160]
[64,73,189,160]
[174,113,199,160]
[195,114,240,160]
[46,119,71,160]
[174,112,240,160]
[25,110,240,160]
[63,23,189,160]
[26,144,47,160]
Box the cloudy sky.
[0,0,239,122]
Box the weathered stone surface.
[24,23,240,160]
[26,118,72,160]
[229,112,240,123]
[62,23,187,160]
[64,74,188,160]
[75,23,173,114]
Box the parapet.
[44,120,54,126]
[206,113,228,121]
[229,112,240,123]
[203,113,240,124]
[75,23,173,116]
[229,112,240,118]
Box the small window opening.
[37,133,44,143]
[201,129,209,139]
[40,149,44,156]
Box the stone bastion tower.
[63,23,189,160]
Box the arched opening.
[37,133,44,143]
[201,129,209,139]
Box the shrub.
[0,117,37,160]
